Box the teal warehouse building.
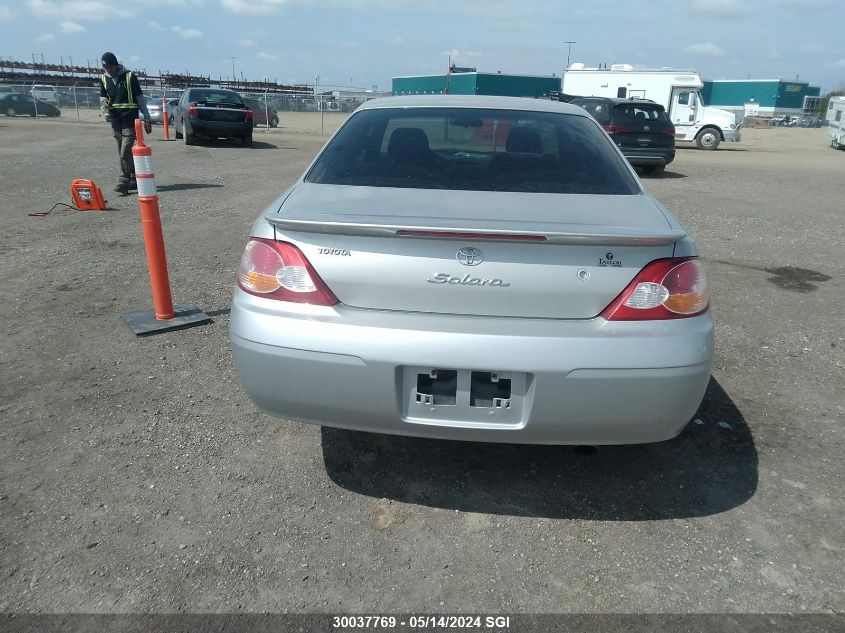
[392,72,560,99]
[701,79,821,118]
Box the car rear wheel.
[4,107,15,117]
[240,133,253,147]
[270,115,278,128]
[695,127,721,150]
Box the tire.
[695,127,721,150]
[175,118,184,139]
[4,107,15,117]
[168,114,174,127]
[183,121,196,146]
[270,116,278,128]
[240,133,253,147]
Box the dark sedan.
[569,97,675,176]
[175,88,252,146]
[0,93,61,118]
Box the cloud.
[36,32,56,41]
[171,25,203,38]
[683,42,726,57]
[0,5,12,20]
[27,0,133,20]
[442,48,483,60]
[257,52,278,60]
[239,38,257,47]
[220,0,294,14]
[690,0,748,18]
[831,59,845,69]
[59,20,85,32]
[774,0,833,8]
[149,20,166,30]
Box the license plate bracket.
[401,366,528,428]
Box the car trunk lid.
[268,184,681,319]
[196,102,247,122]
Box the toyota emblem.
[456,247,484,266]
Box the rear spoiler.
[267,216,686,247]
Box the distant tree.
[818,89,845,116]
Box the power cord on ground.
[28,202,82,217]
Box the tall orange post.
[132,118,174,319]
[161,96,171,141]
[121,119,211,336]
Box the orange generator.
[70,179,107,211]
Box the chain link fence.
[2,81,391,120]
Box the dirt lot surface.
[0,113,843,615]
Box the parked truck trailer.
[827,96,845,150]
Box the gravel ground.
[0,114,843,616]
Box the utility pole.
[230,56,236,85]
[563,41,576,70]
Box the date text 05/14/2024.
[332,615,511,629]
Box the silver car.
[146,98,178,125]
[230,96,713,445]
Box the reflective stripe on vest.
[102,71,137,109]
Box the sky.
[1,0,843,93]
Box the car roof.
[189,87,238,93]
[357,95,590,116]
[571,96,663,108]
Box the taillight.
[662,125,676,136]
[187,102,198,116]
[237,237,338,306]
[246,108,254,121]
[603,123,629,135]
[601,258,709,321]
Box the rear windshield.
[306,107,639,195]
[189,89,243,105]
[612,104,670,123]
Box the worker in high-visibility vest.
[99,52,152,195]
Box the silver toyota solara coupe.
[230,95,713,445]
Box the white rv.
[827,96,845,150]
[562,63,741,150]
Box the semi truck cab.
[670,87,741,150]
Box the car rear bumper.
[188,117,251,137]
[230,290,714,445]
[621,148,675,166]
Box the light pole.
[315,74,323,135]
[563,41,576,70]
[230,56,236,86]
[263,76,270,133]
